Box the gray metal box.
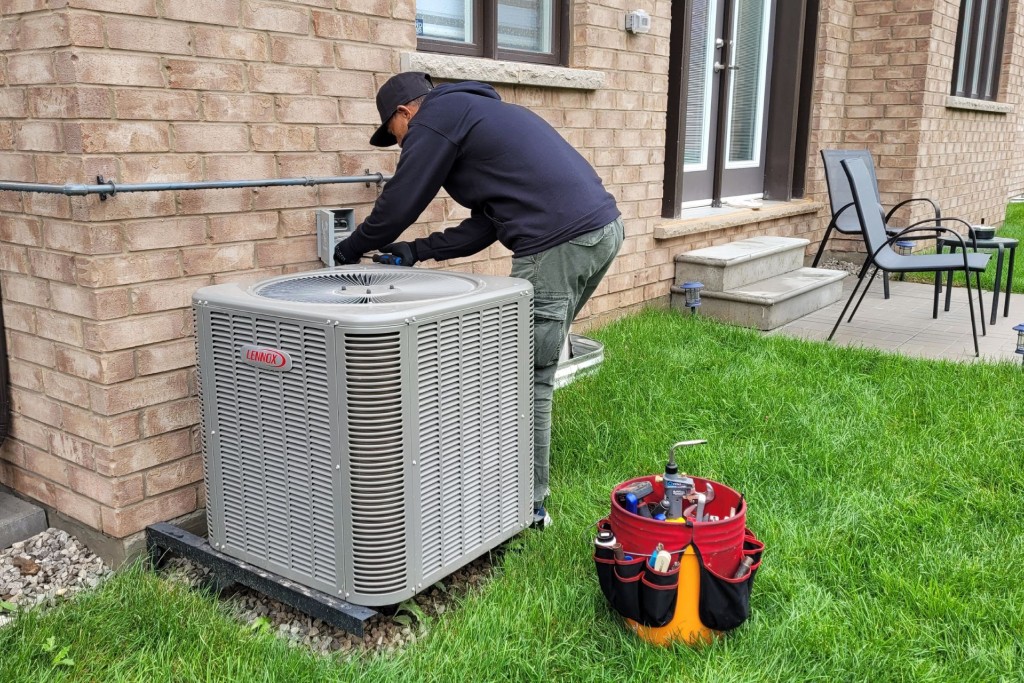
[193,266,534,606]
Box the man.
[334,72,623,529]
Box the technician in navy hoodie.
[335,72,623,529]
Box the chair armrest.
[881,224,975,273]
[905,217,978,250]
[885,197,941,224]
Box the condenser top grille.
[252,270,480,305]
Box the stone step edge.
[673,236,810,267]
[678,268,847,306]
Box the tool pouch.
[593,519,681,627]
[695,529,764,631]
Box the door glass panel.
[417,0,473,44]
[684,0,716,170]
[726,0,769,166]
[498,0,552,54]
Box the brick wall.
[2,0,1024,551]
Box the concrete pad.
[0,489,46,550]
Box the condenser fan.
[252,269,480,304]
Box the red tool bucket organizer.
[594,474,764,644]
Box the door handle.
[713,61,738,72]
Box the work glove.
[379,241,418,267]
[333,237,362,265]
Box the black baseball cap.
[370,72,434,147]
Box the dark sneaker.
[531,507,552,530]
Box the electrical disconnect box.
[625,10,651,34]
[316,208,356,267]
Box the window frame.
[416,0,569,67]
[951,0,1009,102]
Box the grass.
[3,310,1024,682]
[902,201,1024,293]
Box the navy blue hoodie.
[342,81,620,261]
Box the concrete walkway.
[770,275,1024,364]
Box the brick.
[43,220,121,254]
[10,387,61,427]
[52,486,103,529]
[242,2,309,34]
[29,249,76,282]
[90,371,189,415]
[172,123,250,152]
[181,243,254,275]
[136,340,195,375]
[8,329,55,367]
[2,304,36,334]
[7,53,56,84]
[65,52,164,87]
[166,59,245,91]
[9,359,42,392]
[78,121,169,153]
[22,446,71,487]
[368,18,415,48]
[13,13,68,50]
[37,310,84,346]
[140,398,199,438]
[337,98,379,125]
[210,211,278,242]
[4,466,59,511]
[42,368,90,408]
[193,26,268,61]
[204,153,276,180]
[314,70,374,98]
[256,237,317,267]
[50,283,131,321]
[249,64,313,94]
[76,252,181,288]
[54,346,135,384]
[68,467,145,507]
[120,154,202,183]
[1,273,49,307]
[145,454,203,496]
[131,277,211,314]
[124,216,206,250]
[114,90,200,120]
[0,244,29,273]
[61,405,140,446]
[0,89,28,117]
[271,36,334,67]
[23,192,71,220]
[68,13,105,46]
[0,152,34,182]
[251,124,316,151]
[335,0,389,15]
[336,43,395,72]
[102,486,197,537]
[29,86,112,118]
[277,152,339,178]
[12,414,52,451]
[317,126,372,152]
[105,16,192,54]
[311,10,367,39]
[68,0,157,15]
[178,188,252,215]
[252,185,316,211]
[83,310,187,352]
[201,93,274,122]
[275,96,338,123]
[0,215,42,246]
[95,429,193,477]
[15,122,64,152]
[162,0,240,26]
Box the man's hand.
[333,237,362,265]
[380,242,418,267]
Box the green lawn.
[903,201,1024,293]
[2,311,1023,682]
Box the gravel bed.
[2,526,501,655]
[0,528,111,628]
[818,258,861,275]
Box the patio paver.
[769,276,1024,363]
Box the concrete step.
[0,489,46,550]
[675,236,810,292]
[672,267,848,331]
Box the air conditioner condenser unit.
[193,266,534,607]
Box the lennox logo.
[240,344,292,371]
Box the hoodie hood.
[422,81,502,106]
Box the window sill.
[654,199,824,240]
[400,52,605,90]
[945,96,1012,114]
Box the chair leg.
[882,269,890,299]
[964,267,979,357]
[976,271,986,336]
[828,263,870,342]
[848,266,880,323]
[811,222,836,268]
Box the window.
[951,0,1008,101]
[416,0,567,66]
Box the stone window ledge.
[401,52,605,90]
[654,199,824,240]
[945,96,1012,114]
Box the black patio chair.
[827,157,990,356]
[814,149,943,299]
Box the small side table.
[938,235,1018,326]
